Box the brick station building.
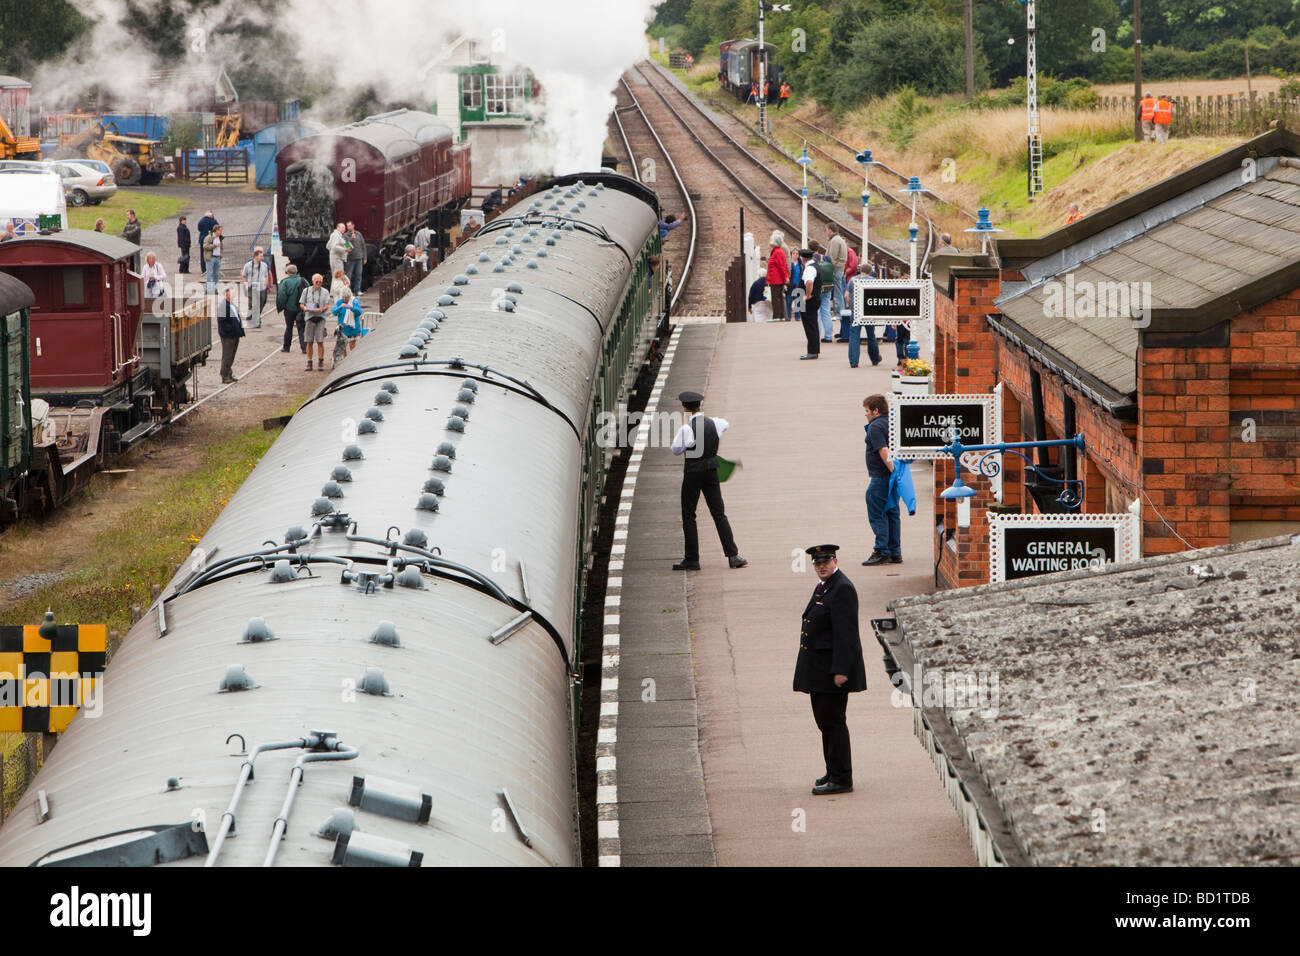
[927,127,1300,588]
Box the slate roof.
[990,128,1300,409]
[880,533,1300,866]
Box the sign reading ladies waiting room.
[890,393,998,460]
[988,513,1141,583]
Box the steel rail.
[634,61,910,275]
[617,76,697,312]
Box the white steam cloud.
[31,0,663,175]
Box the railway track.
[621,62,920,313]
[780,112,977,221]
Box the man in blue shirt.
[659,213,687,240]
[862,394,901,565]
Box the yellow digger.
[0,114,41,160]
[62,122,165,186]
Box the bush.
[883,87,934,150]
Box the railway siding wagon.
[276,109,471,277]
[0,173,667,867]
[719,39,777,99]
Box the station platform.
[597,317,974,866]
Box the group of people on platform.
[755,225,919,368]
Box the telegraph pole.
[965,0,975,101]
[1022,0,1042,198]
[1133,0,1143,141]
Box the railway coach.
[276,109,471,281]
[0,171,666,867]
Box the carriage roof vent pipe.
[453,274,469,285]
[466,265,478,275]
[460,378,479,392]
[331,465,353,481]
[436,441,457,459]
[374,390,393,405]
[457,388,476,404]
[264,733,359,867]
[436,295,456,306]
[207,735,325,867]
[506,282,523,294]
[403,528,429,548]
[399,344,421,358]
[356,419,378,435]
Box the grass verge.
[67,189,187,236]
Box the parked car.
[65,158,112,177]
[48,160,116,205]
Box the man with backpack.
[276,264,308,354]
[812,242,836,343]
[196,210,217,272]
[798,247,822,360]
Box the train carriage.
[719,38,778,100]
[276,109,471,279]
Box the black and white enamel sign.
[852,278,930,326]
[889,393,998,461]
[988,513,1140,583]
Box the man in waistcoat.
[669,390,747,571]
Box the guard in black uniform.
[793,544,867,794]
[670,390,747,571]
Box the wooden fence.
[1096,93,1300,137]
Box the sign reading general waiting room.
[988,513,1140,584]
[890,393,998,460]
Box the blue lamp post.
[964,206,1003,254]
[898,176,924,279]
[854,148,877,261]
[797,145,812,248]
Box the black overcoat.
[792,569,867,694]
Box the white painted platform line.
[597,325,684,868]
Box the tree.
[822,11,983,107]
[0,0,89,76]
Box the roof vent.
[419,318,438,332]
[356,419,378,435]
[466,265,478,275]
[537,249,548,258]
[286,525,309,544]
[551,231,562,239]
[506,282,523,294]
[577,200,586,208]
[240,617,277,643]
[443,286,461,298]
[396,566,425,589]
[425,308,446,321]
[331,831,422,867]
[317,808,357,841]
[436,294,455,306]
[588,190,598,197]
[381,380,399,393]
[399,344,420,359]
[312,497,335,516]
[545,238,556,246]
[460,379,479,393]
[431,454,452,473]
[478,253,491,262]
[503,228,515,236]
[526,260,538,269]
[528,229,539,237]
[342,444,364,460]
[453,274,469,285]
[218,664,258,692]
[447,416,466,433]
[270,559,297,583]
[331,465,353,481]
[495,297,516,312]
[521,235,533,244]
[436,441,457,459]
[511,245,523,255]
[563,223,575,231]
[166,777,182,791]
[406,335,427,349]
[451,405,470,421]
[348,774,432,823]
[403,528,429,548]
[495,236,508,245]
[596,182,605,190]
[322,481,344,498]
[364,407,384,422]
[492,265,506,273]
[423,477,445,495]
[374,390,393,405]
[456,388,476,404]
[416,493,440,512]
[358,666,392,695]
[368,621,400,647]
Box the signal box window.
[460,74,482,111]
[484,73,524,115]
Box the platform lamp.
[797,145,812,248]
[939,432,1086,528]
[964,206,1003,255]
[854,148,877,262]
[898,176,924,279]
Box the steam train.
[276,109,472,280]
[0,171,666,867]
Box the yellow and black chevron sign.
[0,624,106,733]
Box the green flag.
[717,456,741,482]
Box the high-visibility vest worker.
[1139,95,1155,122]
[780,82,790,100]
[750,82,759,100]
[1153,97,1173,125]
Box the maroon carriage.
[276,109,471,278]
